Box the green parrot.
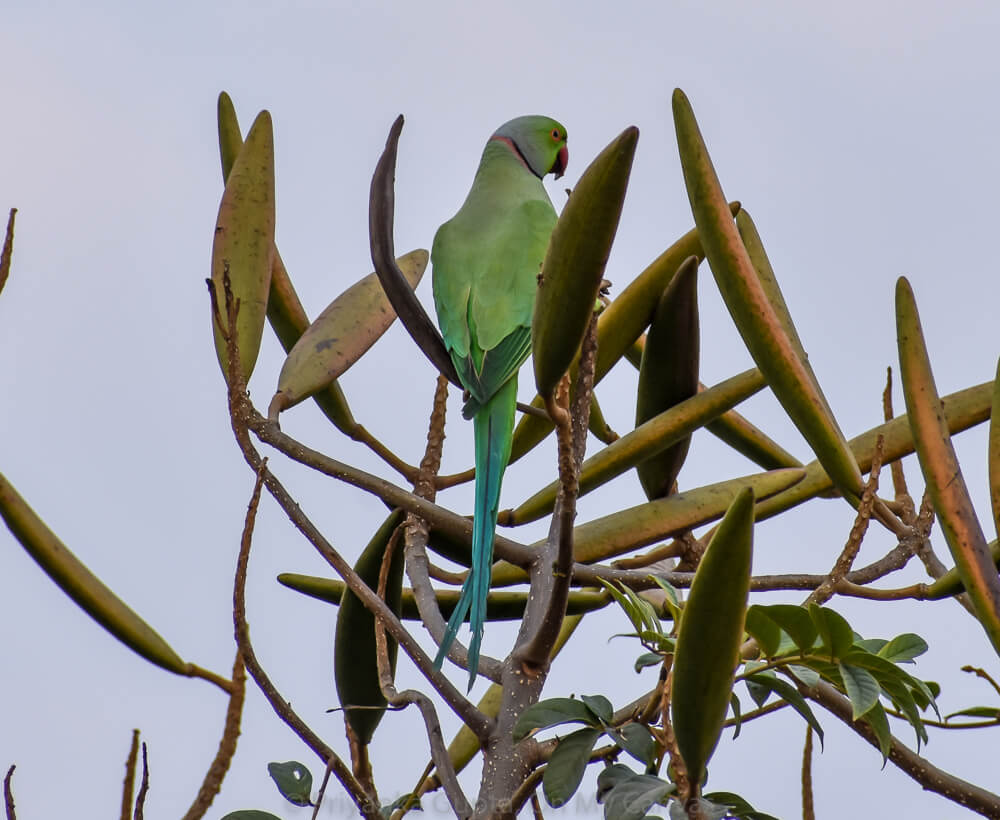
[431,115,569,688]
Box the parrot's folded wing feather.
[461,327,532,418]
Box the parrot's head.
[491,115,569,180]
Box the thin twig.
[4,765,16,820]
[0,208,15,298]
[231,461,379,820]
[517,313,599,671]
[185,664,235,695]
[310,758,335,820]
[530,791,545,820]
[133,743,149,820]
[802,726,815,820]
[120,730,140,820]
[181,651,247,820]
[804,680,1000,817]
[963,665,1000,699]
[352,423,420,483]
[375,497,473,818]
[807,435,884,606]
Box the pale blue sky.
[3,2,1000,817]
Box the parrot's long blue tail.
[433,377,517,691]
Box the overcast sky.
[4,2,1000,818]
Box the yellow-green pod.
[635,256,699,500]
[334,510,406,745]
[217,91,243,181]
[672,89,862,502]
[926,540,1000,600]
[210,110,275,384]
[216,93,357,433]
[511,368,765,525]
[268,250,428,419]
[671,486,755,789]
[490,469,800,587]
[990,357,1000,539]
[896,278,1000,653]
[0,473,188,676]
[279,573,608,619]
[756,380,993,522]
[588,392,618,445]
[532,127,638,399]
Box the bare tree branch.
[132,743,149,820]
[375,504,473,818]
[4,765,16,820]
[0,208,15,298]
[181,651,246,820]
[120,730,140,820]
[804,680,1000,817]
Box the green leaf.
[864,702,893,763]
[787,664,820,687]
[513,698,600,741]
[221,813,282,820]
[267,760,313,807]
[744,606,781,657]
[543,727,602,807]
[855,637,888,654]
[607,723,658,766]
[749,604,816,652]
[583,694,615,724]
[745,670,774,709]
[380,794,422,817]
[635,652,663,673]
[745,674,824,746]
[650,576,681,619]
[598,769,675,820]
[809,604,854,659]
[703,791,781,820]
[945,706,1000,720]
[730,693,743,739]
[839,663,881,719]
[878,633,928,664]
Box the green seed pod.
[926,540,1000,600]
[896,278,1000,653]
[532,127,638,399]
[216,93,358,434]
[635,256,699,500]
[672,88,862,502]
[0,473,188,676]
[210,110,275,384]
[512,367,765,525]
[671,486,755,789]
[280,573,608,619]
[334,510,406,745]
[588,392,618,445]
[268,250,428,420]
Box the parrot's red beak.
[552,145,568,179]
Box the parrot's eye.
[551,129,561,140]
